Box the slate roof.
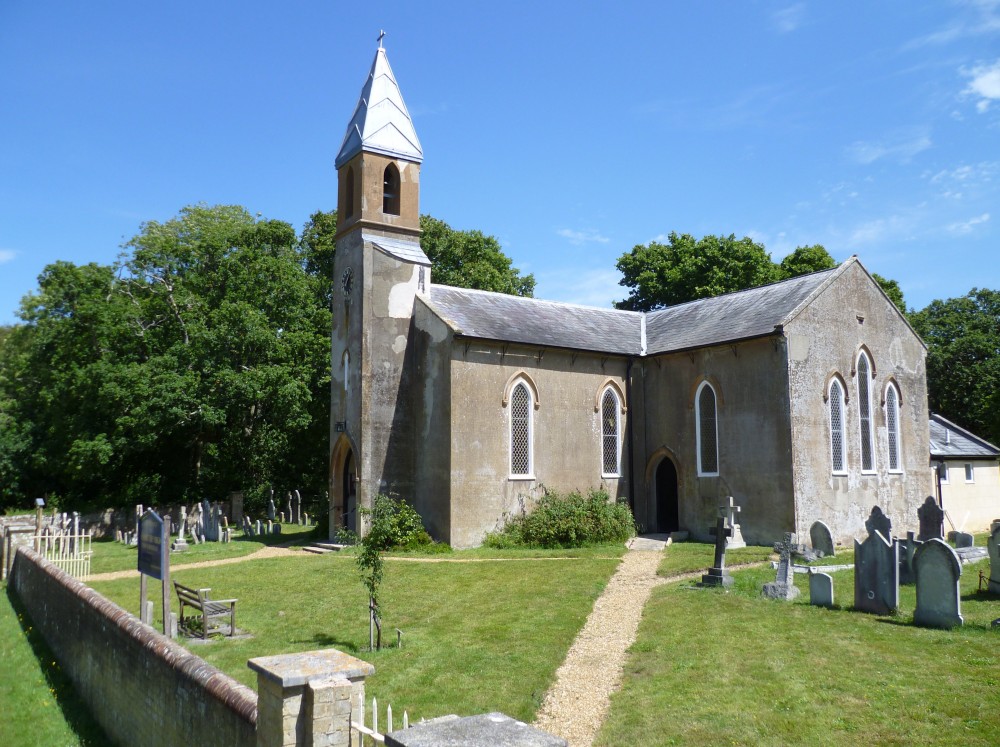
[423,265,845,357]
[335,46,423,168]
[426,285,644,355]
[644,267,839,354]
[929,414,1000,459]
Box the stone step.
[302,546,333,554]
[312,542,348,551]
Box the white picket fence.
[351,696,409,745]
[32,532,92,580]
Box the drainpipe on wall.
[625,357,636,516]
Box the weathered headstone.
[286,494,294,525]
[267,520,273,534]
[854,529,899,614]
[171,506,189,552]
[272,524,281,535]
[193,502,205,542]
[267,494,276,522]
[864,506,891,540]
[917,496,944,541]
[809,520,835,558]
[954,531,973,549]
[913,538,963,629]
[279,511,286,524]
[809,570,834,608]
[763,533,800,600]
[304,512,310,526]
[988,524,1000,595]
[255,519,263,536]
[294,489,303,525]
[721,496,745,549]
[896,531,922,585]
[700,510,734,587]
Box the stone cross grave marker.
[917,496,944,541]
[809,570,834,608]
[700,509,734,587]
[171,506,189,552]
[987,524,1000,595]
[763,532,800,600]
[896,531,922,586]
[809,520,835,558]
[721,496,746,549]
[913,538,963,629]
[854,528,899,614]
[865,506,891,540]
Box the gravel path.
[533,548,667,747]
[86,544,299,582]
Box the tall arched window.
[601,387,621,477]
[695,381,719,476]
[344,166,355,219]
[885,383,902,473]
[509,381,533,477]
[383,164,400,215]
[828,378,846,474]
[856,352,876,472]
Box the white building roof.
[335,46,423,168]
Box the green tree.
[777,245,837,279]
[420,215,535,296]
[872,273,906,313]
[909,288,1000,445]
[615,232,778,311]
[300,210,338,308]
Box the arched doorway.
[655,457,679,534]
[342,450,357,532]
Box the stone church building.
[329,45,933,549]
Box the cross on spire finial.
[378,29,386,48]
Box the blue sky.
[1,1,998,324]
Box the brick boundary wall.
[10,546,257,747]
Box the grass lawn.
[87,545,625,724]
[0,586,108,746]
[657,541,774,577]
[88,523,319,575]
[598,552,1000,746]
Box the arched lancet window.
[509,381,533,477]
[383,164,400,215]
[828,378,846,474]
[885,383,902,473]
[856,352,876,472]
[601,387,621,477]
[344,166,355,220]
[695,381,719,476]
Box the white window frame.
[600,387,621,478]
[856,352,876,474]
[964,462,975,483]
[884,383,902,474]
[695,381,719,477]
[828,378,847,475]
[508,380,534,480]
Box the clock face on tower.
[341,267,354,297]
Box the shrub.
[484,489,636,549]
[361,494,440,551]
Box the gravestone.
[917,496,944,541]
[294,490,303,525]
[864,506,891,540]
[809,570,834,608]
[267,494,276,522]
[279,511,286,523]
[255,519,263,536]
[171,506,189,552]
[304,512,310,526]
[699,510,734,587]
[954,531,973,548]
[721,496,746,549]
[272,524,281,535]
[854,529,899,614]
[987,524,1000,595]
[896,531,922,585]
[762,533,800,600]
[913,538,963,629]
[286,494,294,525]
[193,503,205,542]
[267,520,273,534]
[809,520,835,558]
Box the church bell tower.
[329,37,430,537]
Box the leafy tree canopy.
[777,244,837,279]
[615,233,778,311]
[909,288,1000,446]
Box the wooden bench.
[173,581,238,640]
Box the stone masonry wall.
[10,546,257,747]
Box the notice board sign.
[137,510,166,580]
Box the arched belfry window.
[885,383,902,473]
[695,381,719,476]
[383,164,400,216]
[601,387,621,477]
[856,352,876,473]
[828,378,846,474]
[509,381,533,477]
[344,166,355,220]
